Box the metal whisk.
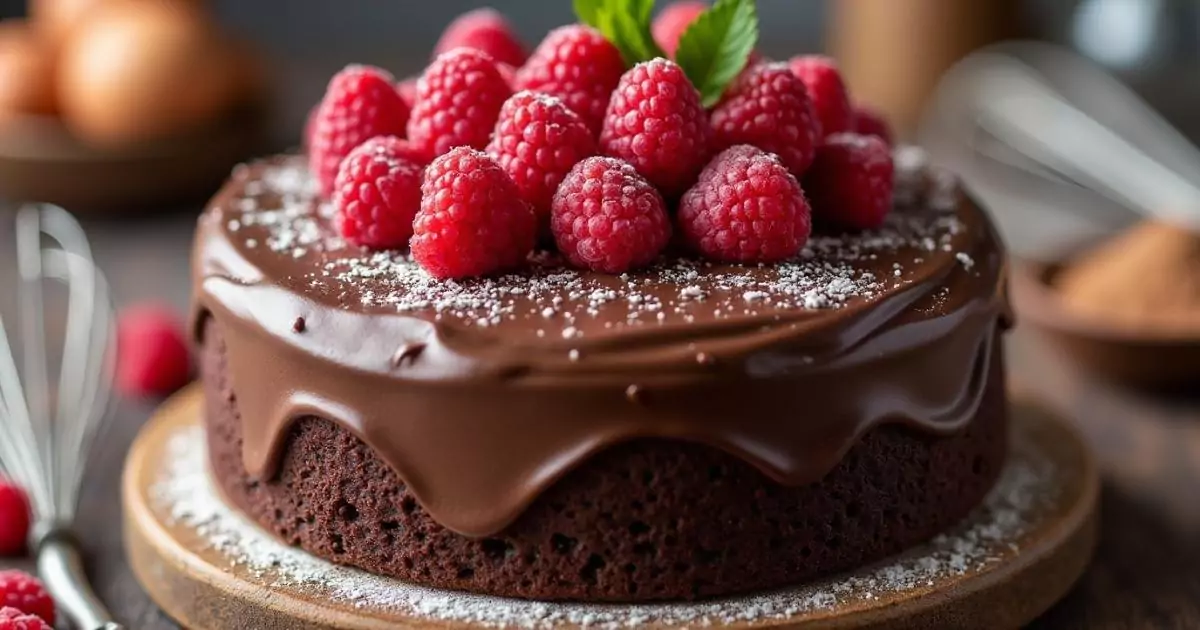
[0,204,123,630]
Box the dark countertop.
[2,211,1198,629]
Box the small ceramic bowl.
[1011,258,1200,390]
[0,106,266,215]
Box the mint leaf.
[674,0,759,107]
[575,0,665,67]
[574,0,605,28]
[608,7,664,65]
[630,0,656,29]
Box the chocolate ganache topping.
[191,148,1008,538]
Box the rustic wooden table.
[2,212,1198,629]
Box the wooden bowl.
[0,105,267,215]
[1011,258,1200,390]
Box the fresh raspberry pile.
[304,6,897,277]
[0,572,54,626]
[0,607,50,630]
[0,481,28,557]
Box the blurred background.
[5,0,1200,151]
[0,2,1198,628]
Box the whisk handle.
[35,529,124,630]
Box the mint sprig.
[573,0,604,28]
[575,0,759,107]
[576,0,664,66]
[674,0,758,107]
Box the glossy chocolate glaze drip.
[191,152,1008,538]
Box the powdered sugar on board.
[151,424,1058,629]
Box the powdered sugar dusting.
[151,425,1057,629]
[217,151,972,335]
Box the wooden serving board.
[123,387,1099,629]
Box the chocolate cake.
[190,148,1011,602]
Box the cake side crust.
[202,316,1008,602]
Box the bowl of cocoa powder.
[1012,221,1200,389]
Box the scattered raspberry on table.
[0,481,28,557]
[551,156,672,273]
[116,304,191,398]
[0,572,54,626]
[679,145,812,263]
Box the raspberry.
[0,607,50,630]
[854,104,893,145]
[678,145,811,263]
[789,55,854,137]
[395,76,418,109]
[710,62,822,178]
[496,62,517,90]
[514,25,625,135]
[407,48,513,160]
[0,572,54,625]
[411,147,537,279]
[804,133,894,230]
[116,304,191,397]
[551,157,671,273]
[333,136,425,249]
[486,91,597,220]
[0,481,28,557]
[652,1,707,57]
[433,8,527,68]
[309,65,410,198]
[600,58,712,198]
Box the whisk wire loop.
[0,203,121,629]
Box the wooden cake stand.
[123,387,1099,629]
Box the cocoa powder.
[1056,222,1200,334]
